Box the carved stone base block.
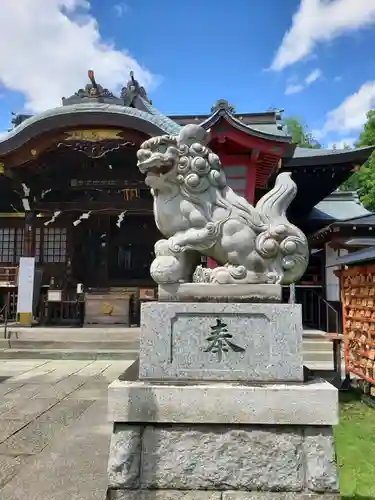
[140,302,304,382]
[106,368,340,498]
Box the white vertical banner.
[17,257,36,318]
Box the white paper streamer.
[44,210,62,226]
[116,210,126,228]
[73,211,92,226]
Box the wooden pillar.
[246,149,260,204]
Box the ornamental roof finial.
[87,69,99,93]
[62,68,120,106]
[120,70,151,104]
[88,69,95,84]
[211,99,236,114]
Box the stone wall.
[107,423,339,499]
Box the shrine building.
[0,70,373,328]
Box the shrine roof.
[0,102,181,156]
[174,106,375,164]
[308,191,370,222]
[335,212,375,226]
[0,70,182,156]
[134,96,181,134]
[191,101,290,142]
[309,202,375,244]
[285,145,375,166]
[335,246,375,266]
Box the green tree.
[284,117,322,149]
[336,143,359,192]
[340,110,375,210]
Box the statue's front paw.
[168,239,183,254]
[154,239,171,257]
[155,238,183,257]
[150,256,183,284]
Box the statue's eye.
[157,145,167,154]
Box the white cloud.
[113,3,128,17]
[311,128,325,141]
[322,81,375,135]
[334,76,342,83]
[271,0,375,71]
[285,68,322,95]
[285,83,304,95]
[0,0,155,113]
[0,131,8,140]
[305,68,322,85]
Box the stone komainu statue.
[137,124,309,285]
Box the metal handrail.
[289,286,339,334]
[0,303,9,339]
[0,303,18,347]
[308,289,339,334]
[310,289,338,312]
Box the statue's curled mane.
[138,133,267,232]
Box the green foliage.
[337,143,357,192]
[359,109,375,145]
[339,173,359,193]
[339,110,375,210]
[335,390,375,497]
[284,117,321,149]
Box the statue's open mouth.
[146,165,172,177]
[137,153,174,176]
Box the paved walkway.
[0,359,133,500]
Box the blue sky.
[1,0,375,148]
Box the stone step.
[0,349,139,360]
[304,361,347,382]
[303,339,334,352]
[0,339,139,350]
[303,350,334,362]
[0,339,332,353]
[0,326,140,343]
[0,326,336,364]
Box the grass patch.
[335,390,375,498]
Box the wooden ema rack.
[340,264,375,390]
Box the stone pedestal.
[139,301,303,382]
[107,295,340,500]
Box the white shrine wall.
[324,243,348,302]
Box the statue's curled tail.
[255,172,309,284]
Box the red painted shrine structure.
[0,71,373,326]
